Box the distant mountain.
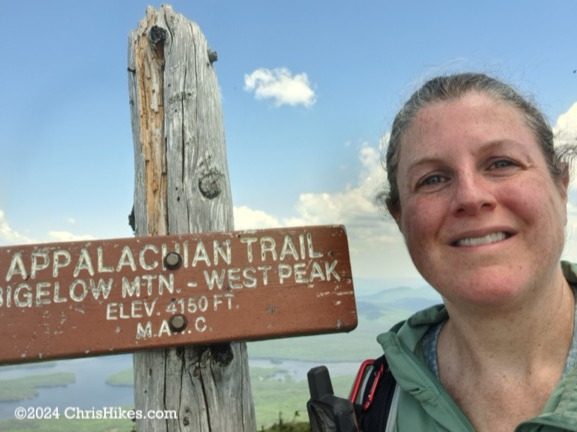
[355,285,441,322]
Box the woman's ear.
[554,162,571,227]
[386,199,403,233]
[558,162,570,203]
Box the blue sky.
[0,0,576,283]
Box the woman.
[376,73,577,431]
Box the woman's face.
[393,92,568,310]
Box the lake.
[0,354,360,420]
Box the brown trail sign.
[0,225,356,365]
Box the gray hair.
[384,72,566,215]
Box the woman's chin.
[431,271,534,312]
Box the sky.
[0,0,576,287]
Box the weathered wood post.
[127,5,256,431]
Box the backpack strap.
[306,355,398,432]
[349,354,397,432]
[307,365,359,432]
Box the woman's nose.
[450,171,497,216]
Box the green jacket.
[377,262,577,431]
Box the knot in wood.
[211,343,234,367]
[148,25,167,45]
[198,170,223,199]
[128,206,135,232]
[208,49,218,64]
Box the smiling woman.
[361,73,577,432]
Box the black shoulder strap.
[306,355,397,432]
[307,366,359,432]
[354,354,397,432]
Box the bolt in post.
[164,252,182,270]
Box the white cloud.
[554,102,577,148]
[564,104,577,259]
[233,206,282,230]
[554,102,577,189]
[0,210,33,245]
[46,231,95,243]
[563,197,577,264]
[0,210,96,246]
[244,67,316,108]
[286,145,386,226]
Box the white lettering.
[227,268,242,289]
[158,274,174,295]
[258,265,272,285]
[310,262,326,282]
[89,278,113,300]
[35,282,51,305]
[158,319,171,336]
[69,279,88,302]
[139,244,159,271]
[280,235,299,260]
[213,240,231,265]
[192,241,210,266]
[116,246,137,272]
[273,260,340,284]
[294,262,308,283]
[203,269,225,290]
[14,283,32,307]
[240,237,257,263]
[97,247,114,273]
[106,302,118,320]
[242,267,257,288]
[53,282,67,303]
[260,237,277,261]
[122,276,140,298]
[136,321,152,339]
[31,251,50,279]
[195,316,207,332]
[6,253,27,282]
[278,263,292,284]
[73,249,94,277]
[53,250,71,277]
[307,232,323,258]
[324,260,340,281]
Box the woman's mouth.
[453,232,512,247]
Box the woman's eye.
[418,175,445,188]
[491,159,516,169]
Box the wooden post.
[128,5,256,431]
